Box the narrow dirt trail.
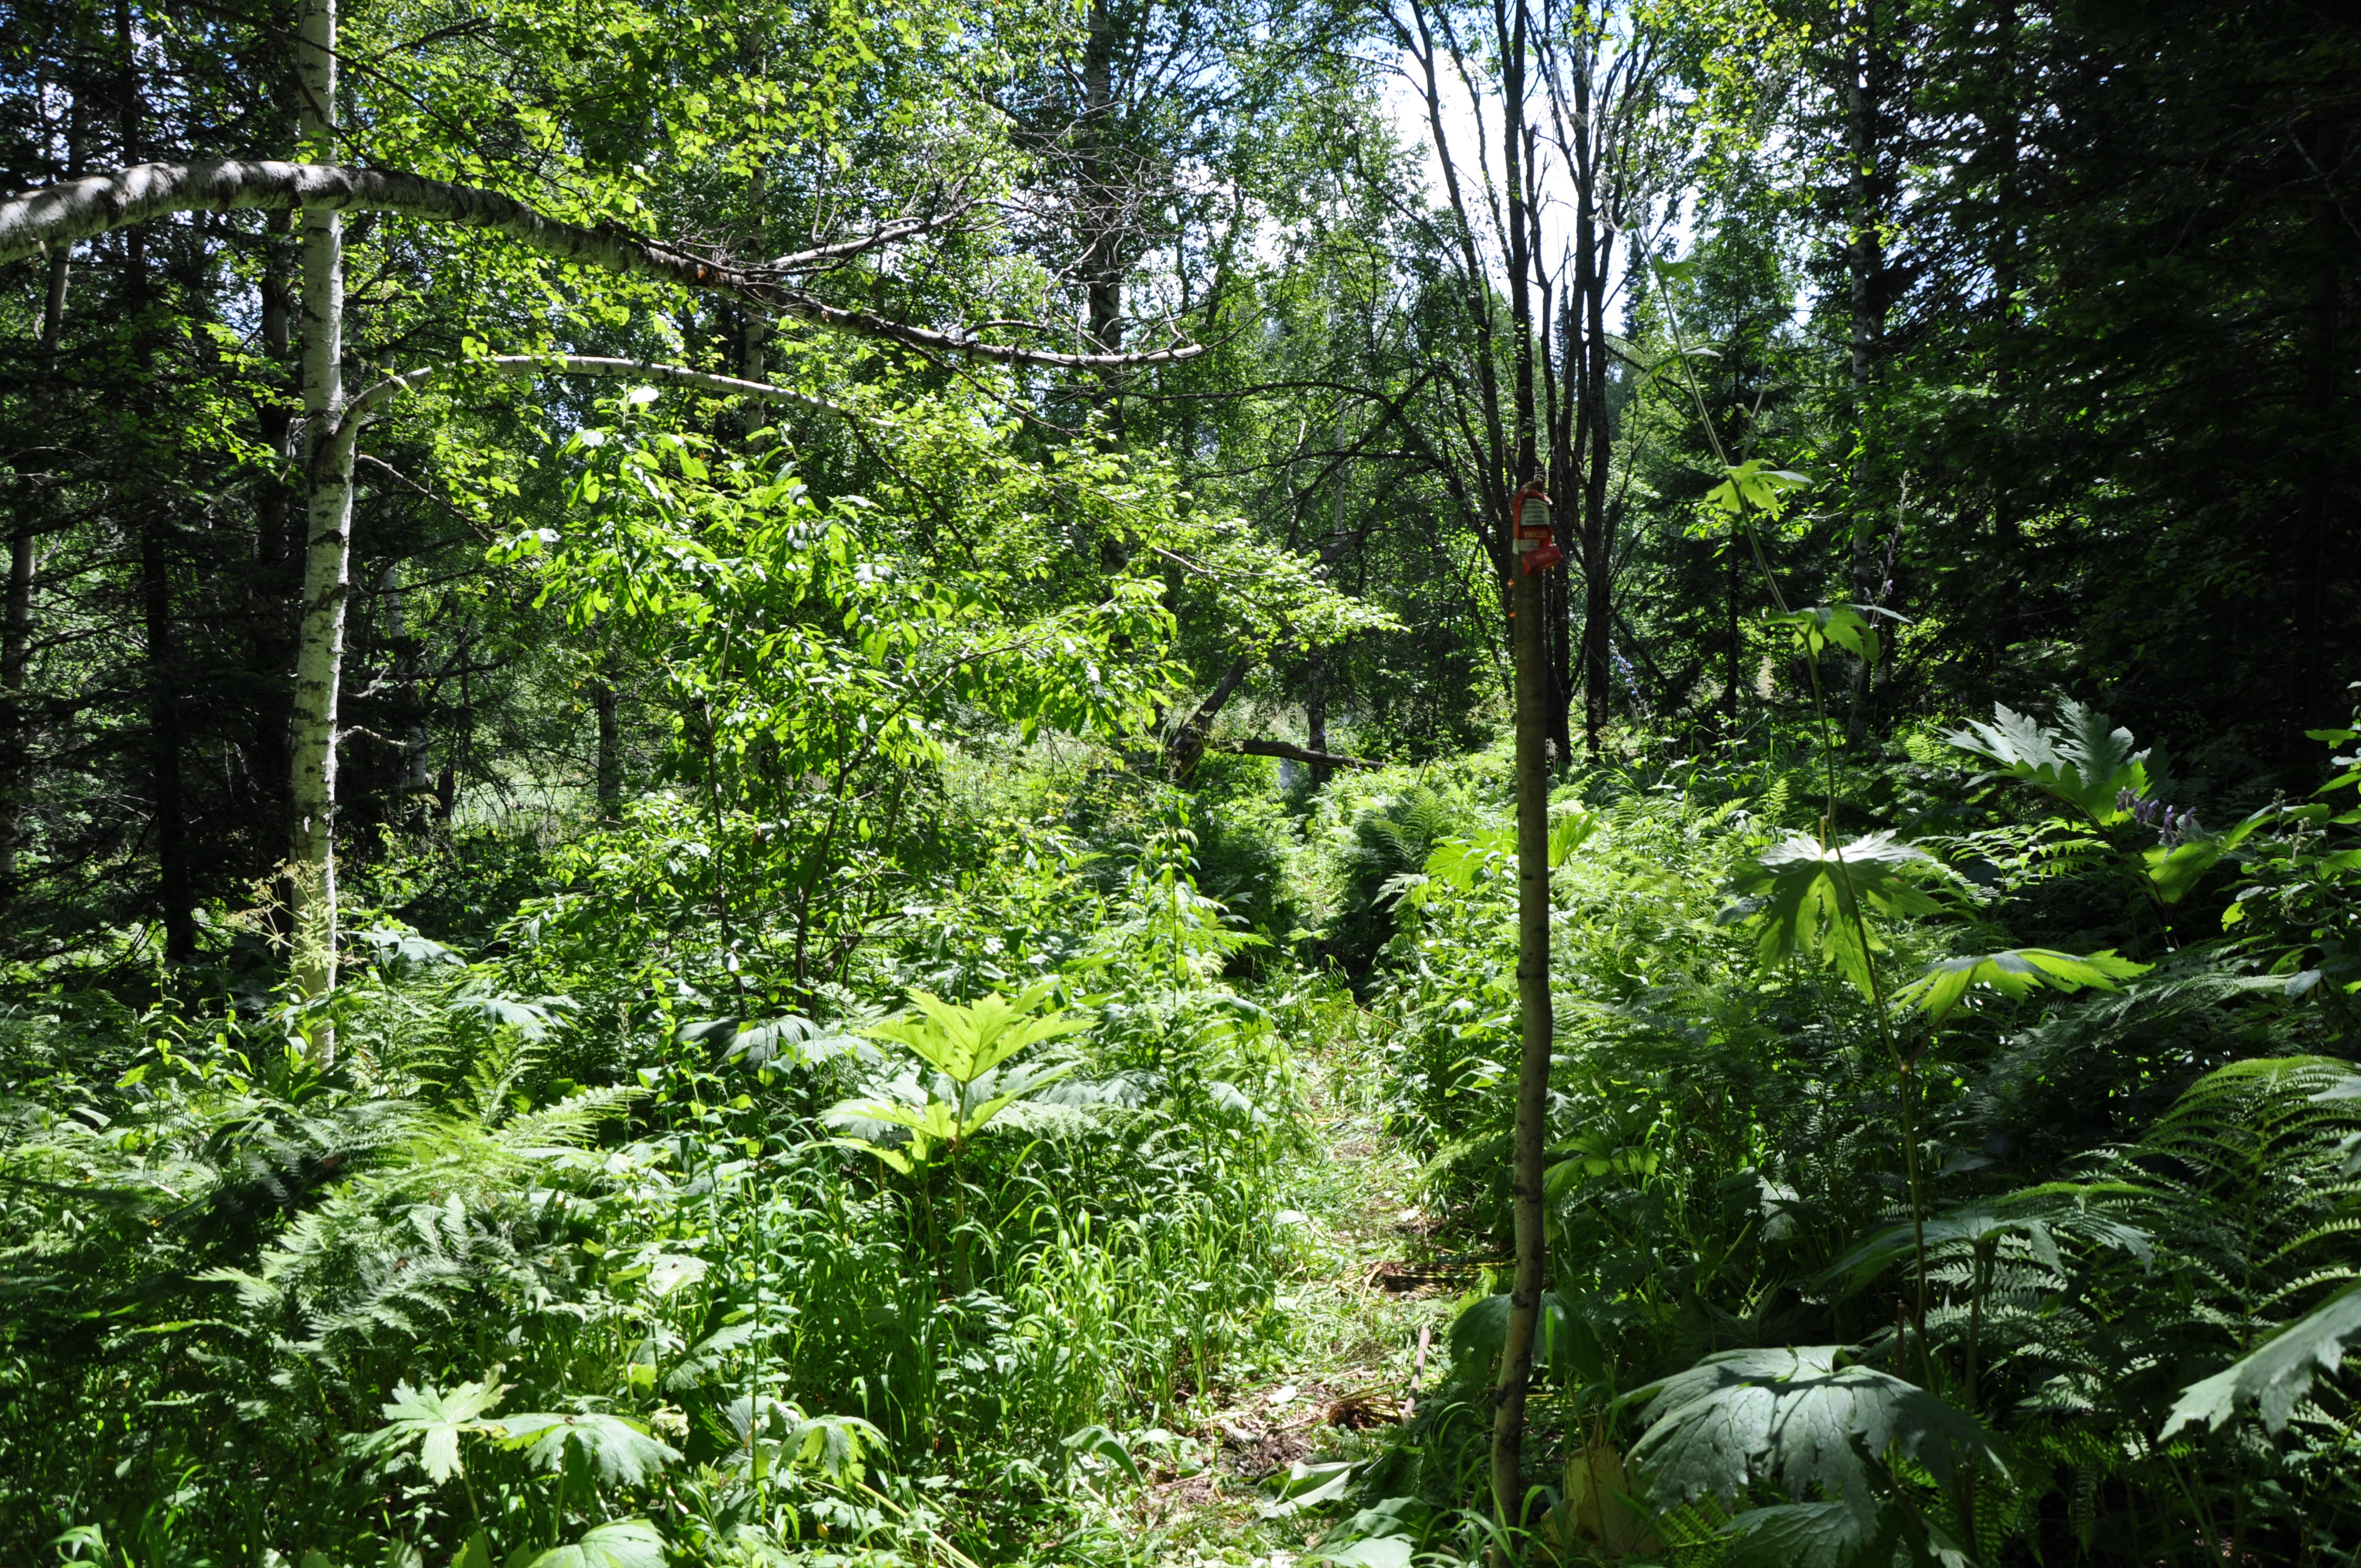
[1127,1038,1469,1566]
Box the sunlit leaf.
[1890,948,2148,1027]
[1732,832,1941,998]
[1945,698,2148,824]
[515,1520,665,1568]
[1704,460,1810,521]
[497,1412,679,1485]
[363,1378,509,1484]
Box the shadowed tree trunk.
[1843,0,1887,735]
[1490,0,1549,1525]
[2,244,69,906]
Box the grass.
[1122,1012,1464,1565]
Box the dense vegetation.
[2,0,2356,1564]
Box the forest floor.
[1124,1040,1472,1566]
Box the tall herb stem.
[1651,270,1933,1360]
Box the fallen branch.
[344,353,852,425]
[1209,738,1382,771]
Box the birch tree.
[0,0,1210,1032]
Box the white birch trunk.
[288,0,347,1017]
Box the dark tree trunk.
[1844,0,1887,735]
[1303,656,1330,786]
[143,506,194,961]
[2293,109,2346,746]
[1490,0,1549,1522]
[596,678,623,808]
[2,241,69,905]
[1494,488,1554,1529]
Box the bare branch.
[344,353,855,426]
[0,162,1206,369]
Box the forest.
[2,0,2357,1563]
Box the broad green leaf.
[366,1378,509,1484]
[1826,1186,2152,1296]
[1704,459,1811,521]
[2145,806,2271,903]
[2162,1279,2361,1438]
[353,927,463,972]
[516,1520,666,1568]
[676,1014,865,1070]
[866,982,1090,1085]
[1316,1540,1413,1568]
[1945,698,2148,824]
[1549,807,1601,868]
[641,1255,706,1298]
[1061,1423,1143,1483]
[1891,948,2148,1027]
[1733,832,1940,999]
[717,1398,883,1482]
[1765,604,1891,663]
[1723,1501,1878,1568]
[1629,1346,2001,1515]
[1259,1459,1357,1517]
[497,1412,679,1485]
[1396,829,1513,907]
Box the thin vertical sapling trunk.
[1489,0,1554,1528]
[1651,264,1935,1363]
[1493,486,1556,1533]
[1843,0,1888,736]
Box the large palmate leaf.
[1705,459,1811,521]
[1723,1501,1879,1568]
[720,1397,884,1482]
[825,1058,1075,1169]
[1891,948,2149,1027]
[362,1378,509,1483]
[1765,604,1897,665]
[2162,1279,2361,1437]
[515,1520,666,1568]
[1628,1346,2000,1517]
[676,1012,868,1070]
[865,981,1090,1086]
[498,1411,681,1485]
[1944,698,2148,824]
[443,989,575,1041]
[352,927,463,973]
[1732,833,1941,999]
[1826,1185,2153,1295]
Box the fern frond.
[498,1085,644,1153]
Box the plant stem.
[1655,269,1933,1362]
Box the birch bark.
[288,0,347,1015]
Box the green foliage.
[2163,1278,2361,1438]
[1705,461,1811,522]
[1891,948,2148,1028]
[365,1378,513,1484]
[1766,604,1889,665]
[1945,699,2150,826]
[1732,831,1942,998]
[516,1520,667,1568]
[1628,1344,2000,1527]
